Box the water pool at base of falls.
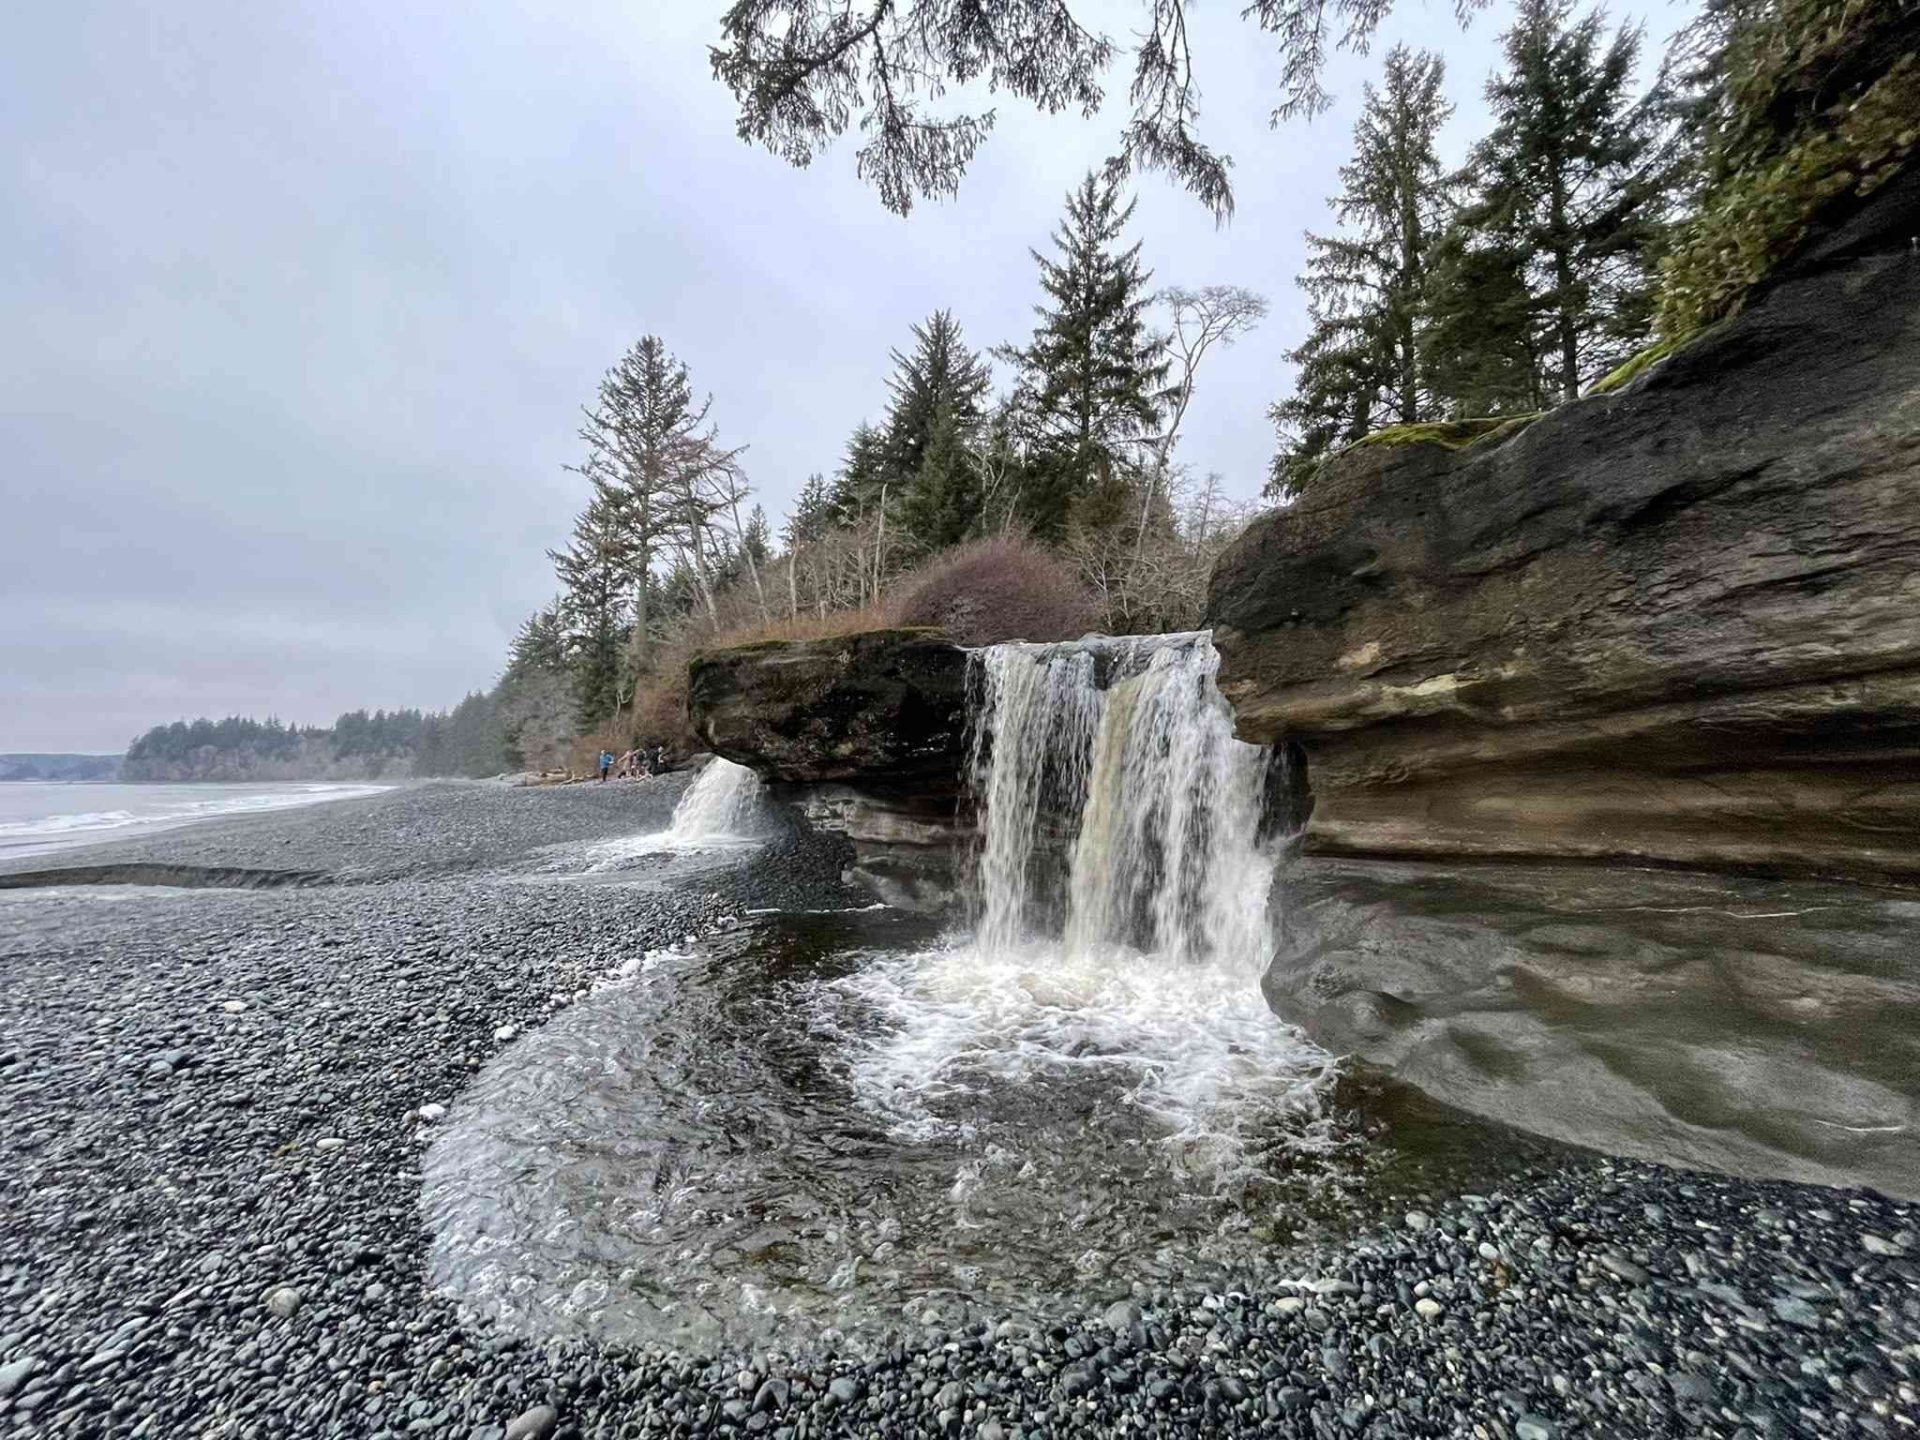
[422,635,1575,1351]
[421,907,1355,1352]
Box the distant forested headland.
[0,754,123,782]
[122,695,518,782]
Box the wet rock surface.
[1206,162,1920,884]
[1266,858,1920,1201]
[690,629,970,786]
[0,784,1914,1436]
[688,629,975,903]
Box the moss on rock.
[1659,48,1919,336]
[1586,322,1733,396]
[1349,414,1543,454]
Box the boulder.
[1207,163,1920,884]
[688,629,970,784]
[688,629,974,904]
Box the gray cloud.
[1,0,1690,752]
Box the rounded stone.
[827,1376,864,1406]
[504,1403,558,1440]
[264,1286,301,1319]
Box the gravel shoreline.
[1,782,1914,1438]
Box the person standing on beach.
[598,749,614,782]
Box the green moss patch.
[1659,55,1920,336]
[1349,414,1543,454]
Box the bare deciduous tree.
[1135,284,1268,568]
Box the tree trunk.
[1548,158,1580,401]
[726,492,771,624]
[687,528,720,626]
[631,533,651,674]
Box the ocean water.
[0,781,390,859]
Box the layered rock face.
[1208,166,1920,884]
[688,629,972,902]
[689,629,969,782]
[1216,166,1920,1195]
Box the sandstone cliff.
[688,629,972,904]
[1207,164,1920,884]
[688,629,969,784]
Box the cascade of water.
[967,642,1101,953]
[664,757,766,843]
[967,633,1275,968]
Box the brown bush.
[566,726,626,779]
[628,658,695,755]
[890,536,1099,645]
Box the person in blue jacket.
[597,749,614,782]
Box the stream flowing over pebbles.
[0,781,1915,1438]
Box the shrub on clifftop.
[891,536,1099,646]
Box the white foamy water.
[824,939,1338,1176]
[586,758,768,865]
[0,781,391,858]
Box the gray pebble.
[1600,1253,1649,1284]
[264,1286,301,1319]
[0,1358,37,1398]
[827,1376,863,1406]
[504,1404,557,1440]
[1772,1297,1820,1328]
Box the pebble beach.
[0,782,1914,1439]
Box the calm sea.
[0,781,390,859]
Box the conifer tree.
[742,504,772,570]
[784,472,835,548]
[578,337,700,671]
[883,311,993,552]
[1420,228,1545,415]
[548,485,632,726]
[505,603,570,678]
[898,402,978,553]
[1432,0,1665,404]
[712,0,1468,217]
[829,422,889,524]
[998,173,1166,537]
[1268,47,1453,497]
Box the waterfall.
[664,757,767,843]
[824,631,1322,1181]
[589,757,769,866]
[966,633,1275,968]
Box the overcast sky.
[2,0,1690,753]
